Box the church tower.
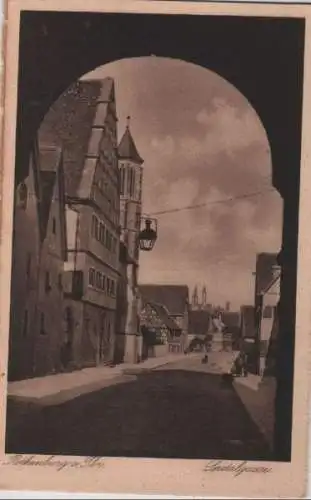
[118,116,144,263]
[117,117,144,364]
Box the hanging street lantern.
[138,217,158,251]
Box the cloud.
[83,56,282,308]
[177,97,269,166]
[150,135,175,156]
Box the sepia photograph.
[1,1,311,497]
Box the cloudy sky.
[83,57,283,310]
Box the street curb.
[7,354,201,409]
[7,374,135,409]
[121,353,202,376]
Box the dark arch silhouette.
[14,10,305,461]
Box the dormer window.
[16,182,28,209]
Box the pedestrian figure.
[234,355,243,376]
[202,354,208,364]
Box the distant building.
[254,253,278,322]
[240,305,257,369]
[115,118,144,364]
[253,252,278,373]
[188,310,213,352]
[8,139,42,380]
[240,305,256,340]
[8,140,68,380]
[34,145,67,376]
[221,311,240,351]
[140,301,183,359]
[258,265,281,376]
[139,284,189,351]
[188,310,212,337]
[191,284,209,311]
[39,77,120,369]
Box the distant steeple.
[192,285,199,309]
[118,117,144,165]
[202,286,207,307]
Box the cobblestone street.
[6,356,272,461]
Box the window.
[131,170,135,197]
[17,182,28,209]
[40,313,46,335]
[96,271,102,289]
[22,310,28,337]
[92,214,98,238]
[45,271,51,293]
[106,230,112,251]
[127,167,132,195]
[263,305,273,319]
[100,222,106,244]
[26,253,31,278]
[107,278,110,295]
[120,166,125,195]
[102,275,106,292]
[111,280,115,297]
[89,268,95,287]
[95,219,100,241]
[52,217,56,234]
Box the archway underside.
[14,10,305,461]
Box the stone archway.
[14,10,305,461]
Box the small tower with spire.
[192,285,199,310]
[202,286,207,309]
[118,116,144,262]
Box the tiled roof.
[240,305,256,338]
[255,252,278,298]
[261,272,281,295]
[222,311,240,328]
[148,302,181,332]
[139,284,189,316]
[188,310,211,336]
[118,126,144,165]
[38,78,114,198]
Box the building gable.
[76,79,119,212]
[139,284,189,316]
[38,145,67,260]
[38,77,116,200]
[140,301,181,339]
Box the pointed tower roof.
[118,116,144,165]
